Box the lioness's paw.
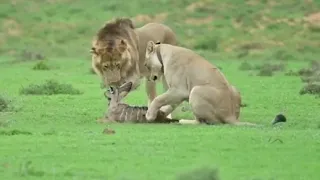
[145,111,156,122]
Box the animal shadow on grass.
[10,50,46,64]
[17,161,45,177]
[238,61,286,76]
[19,79,83,95]
[176,166,220,180]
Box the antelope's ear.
[119,82,133,93]
[146,41,155,54]
[155,41,161,45]
[107,87,115,94]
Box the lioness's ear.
[147,41,155,53]
[118,40,127,53]
[155,41,161,45]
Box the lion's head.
[145,41,163,82]
[91,18,139,86]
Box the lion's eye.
[90,47,97,54]
[116,64,120,69]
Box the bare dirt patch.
[305,12,320,25]
[185,16,213,26]
[133,13,168,24]
[2,19,23,37]
[185,1,207,12]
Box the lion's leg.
[159,76,175,118]
[145,78,157,107]
[146,88,187,122]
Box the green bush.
[176,166,220,180]
[20,79,82,95]
[32,61,50,70]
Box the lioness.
[144,41,256,125]
[91,18,177,117]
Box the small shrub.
[20,79,82,95]
[238,61,253,71]
[297,68,314,77]
[0,119,10,127]
[0,95,9,112]
[255,63,286,77]
[301,75,320,83]
[299,83,320,96]
[254,63,286,72]
[32,61,50,70]
[0,129,32,136]
[176,166,219,180]
[284,70,299,76]
[284,67,317,77]
[194,35,219,51]
[257,67,273,76]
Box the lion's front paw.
[145,110,157,122]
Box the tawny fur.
[144,41,256,126]
[91,18,177,118]
[97,82,179,124]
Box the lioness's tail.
[178,113,287,126]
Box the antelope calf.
[97,82,179,124]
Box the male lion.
[144,41,256,126]
[91,18,177,117]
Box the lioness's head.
[145,41,163,82]
[91,18,136,86]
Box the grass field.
[1,0,320,180]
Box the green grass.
[1,0,320,179]
[1,57,320,179]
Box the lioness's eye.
[116,64,120,69]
